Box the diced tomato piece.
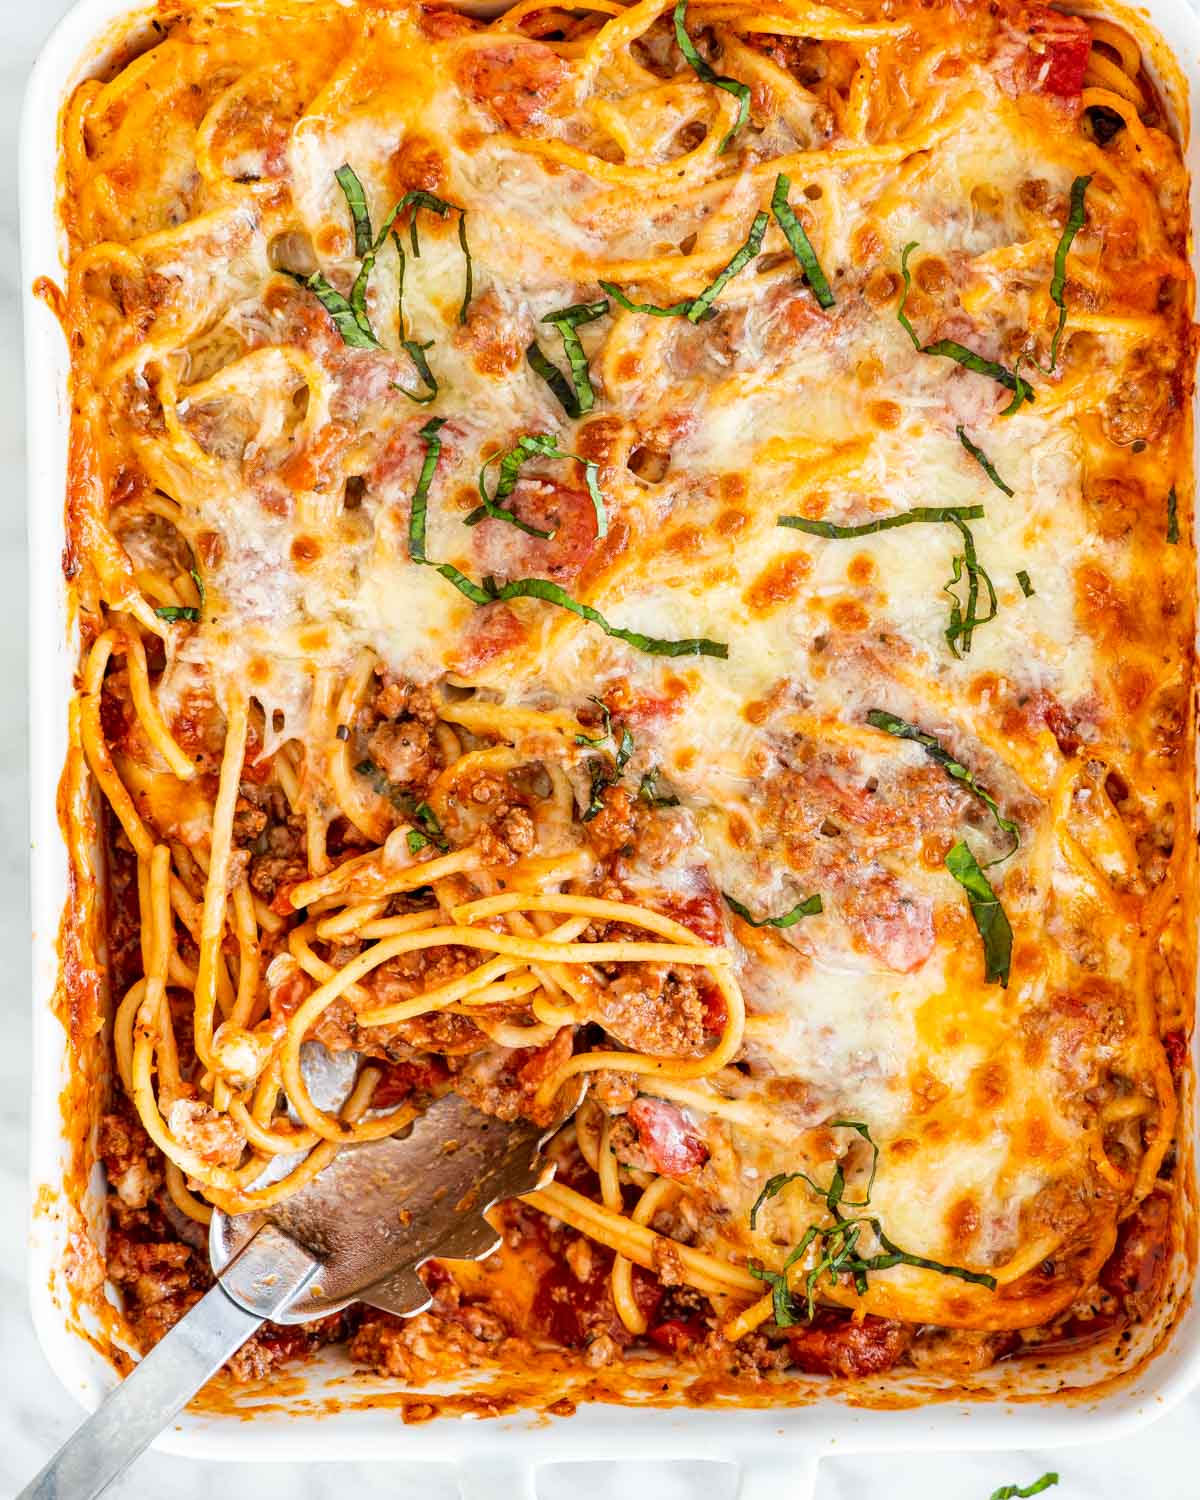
[1162,1028,1189,1073]
[1100,1191,1173,1320]
[371,1056,450,1109]
[627,1097,709,1178]
[786,1313,911,1378]
[1017,6,1092,99]
[647,1317,706,1354]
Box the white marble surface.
[3,2,1198,1495]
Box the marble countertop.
[3,3,1198,1495]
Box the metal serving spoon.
[19,1082,573,1500]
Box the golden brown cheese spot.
[298,626,329,652]
[971,1059,1008,1109]
[743,551,811,614]
[915,256,950,294]
[1075,561,1137,645]
[856,355,884,387]
[387,134,446,195]
[247,657,271,686]
[676,746,698,771]
[851,223,882,266]
[315,224,347,259]
[719,472,749,504]
[829,598,870,631]
[909,1068,949,1113]
[863,269,900,308]
[847,552,876,586]
[716,507,748,537]
[727,811,752,847]
[663,524,707,558]
[615,352,640,381]
[1115,661,1153,712]
[946,1196,981,1251]
[868,400,902,430]
[291,535,321,565]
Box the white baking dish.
[21,1,1200,1493]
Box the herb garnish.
[748,1120,996,1321]
[466,433,607,540]
[866,710,1016,983]
[391,237,438,404]
[155,569,204,624]
[407,416,446,564]
[989,1476,1058,1500]
[957,425,1013,496]
[770,174,835,309]
[1045,176,1090,371]
[1167,486,1180,544]
[637,767,680,807]
[943,517,998,657]
[724,892,823,929]
[406,425,728,659]
[779,505,997,655]
[898,243,1034,413]
[356,760,450,850]
[945,840,1013,987]
[600,211,768,324]
[293,166,472,353]
[578,705,634,821]
[778,503,984,539]
[865,710,1018,853]
[672,0,750,154]
[527,300,609,417]
[1017,569,1034,597]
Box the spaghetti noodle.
[55,0,1194,1392]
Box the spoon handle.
[18,1226,318,1500]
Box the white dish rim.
[20,1,1200,1492]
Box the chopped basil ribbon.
[989,1475,1058,1500]
[778,503,984,539]
[1017,568,1035,597]
[449,574,729,658]
[574,696,634,820]
[672,0,750,154]
[407,416,446,563]
[528,300,609,417]
[779,504,997,655]
[750,1121,878,1230]
[1046,176,1090,371]
[407,426,727,659]
[748,1120,995,1321]
[897,243,1034,412]
[156,568,205,623]
[865,710,1018,855]
[770,174,835,309]
[600,282,696,319]
[289,269,380,349]
[723,892,823,929]
[456,213,473,324]
[600,211,768,325]
[355,761,450,849]
[957,425,1013,496]
[583,724,634,821]
[390,236,439,404]
[1167,486,1180,544]
[336,164,374,257]
[303,166,472,351]
[466,433,607,541]
[637,767,680,807]
[946,839,1013,987]
[943,514,998,656]
[575,696,615,747]
[689,212,767,322]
